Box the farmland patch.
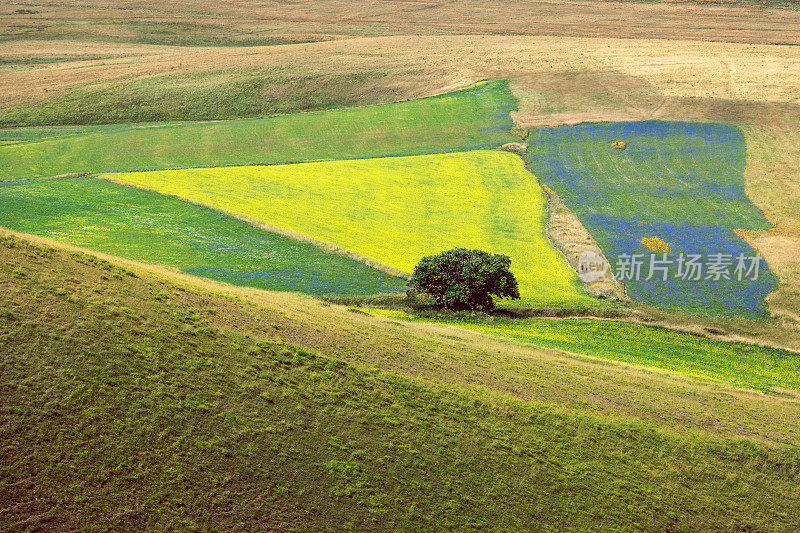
[101,150,592,307]
[365,310,800,395]
[455,317,800,394]
[0,80,517,181]
[0,177,406,296]
[526,120,776,317]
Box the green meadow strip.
[0,80,517,180]
[0,177,407,296]
[367,309,800,394]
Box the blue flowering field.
[526,120,775,316]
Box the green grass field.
[103,150,591,307]
[368,308,800,395]
[3,234,800,530]
[0,177,406,296]
[0,80,517,180]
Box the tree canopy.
[408,248,520,310]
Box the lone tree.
[408,248,520,311]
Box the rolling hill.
[3,1,800,530]
[3,232,800,530]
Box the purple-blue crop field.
[526,120,775,317]
[583,215,775,316]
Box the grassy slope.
[0,177,406,296]
[737,108,800,318]
[3,36,798,128]
[9,229,800,443]
[103,151,590,307]
[3,233,800,531]
[0,80,516,181]
[0,69,424,127]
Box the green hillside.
[366,309,800,395]
[2,233,800,530]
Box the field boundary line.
[98,175,411,280]
[519,153,628,302]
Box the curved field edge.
[2,232,800,530]
[525,120,777,317]
[100,150,592,308]
[363,308,800,396]
[0,79,517,181]
[0,177,407,297]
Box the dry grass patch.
[4,0,800,45]
[2,35,800,109]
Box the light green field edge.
[101,150,591,307]
[0,79,517,181]
[366,308,800,395]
